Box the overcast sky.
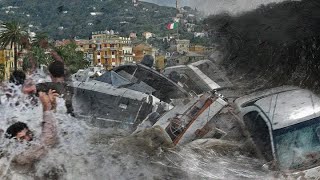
[186,0,298,15]
[142,0,298,15]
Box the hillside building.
[129,32,137,39]
[132,43,157,63]
[0,46,14,80]
[132,0,139,7]
[122,46,134,64]
[92,34,131,68]
[167,51,205,67]
[76,33,133,69]
[174,39,190,54]
[142,32,153,40]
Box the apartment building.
[0,47,14,80]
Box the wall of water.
[0,79,273,180]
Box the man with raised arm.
[5,90,58,165]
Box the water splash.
[0,79,274,179]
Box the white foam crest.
[153,147,274,179]
[0,79,274,179]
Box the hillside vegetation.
[205,0,320,92]
[0,0,177,39]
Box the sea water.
[0,80,273,180]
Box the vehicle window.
[274,116,320,170]
[243,111,273,162]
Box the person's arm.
[13,91,58,165]
[50,50,64,62]
[40,110,57,147]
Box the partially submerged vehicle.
[71,64,320,178]
[134,85,320,178]
[233,86,320,179]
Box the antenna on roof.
[176,0,180,40]
[176,0,179,12]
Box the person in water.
[6,70,26,100]
[5,90,58,165]
[22,60,75,116]
[2,70,38,107]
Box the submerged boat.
[134,91,229,145]
[71,64,189,130]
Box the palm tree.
[33,32,49,48]
[0,21,28,71]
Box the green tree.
[25,46,53,68]
[33,32,49,48]
[0,21,28,71]
[55,42,89,74]
[23,32,52,72]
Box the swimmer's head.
[5,122,33,142]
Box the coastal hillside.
[0,0,177,39]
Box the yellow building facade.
[0,48,14,80]
[155,55,165,71]
[189,45,206,54]
[77,34,132,69]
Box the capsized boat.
[134,91,229,146]
[71,63,189,130]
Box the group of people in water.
[1,54,73,167]
[0,52,158,168]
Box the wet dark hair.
[9,70,26,85]
[48,61,65,78]
[5,122,29,139]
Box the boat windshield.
[274,116,320,170]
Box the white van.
[234,86,320,179]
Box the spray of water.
[0,75,274,180]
